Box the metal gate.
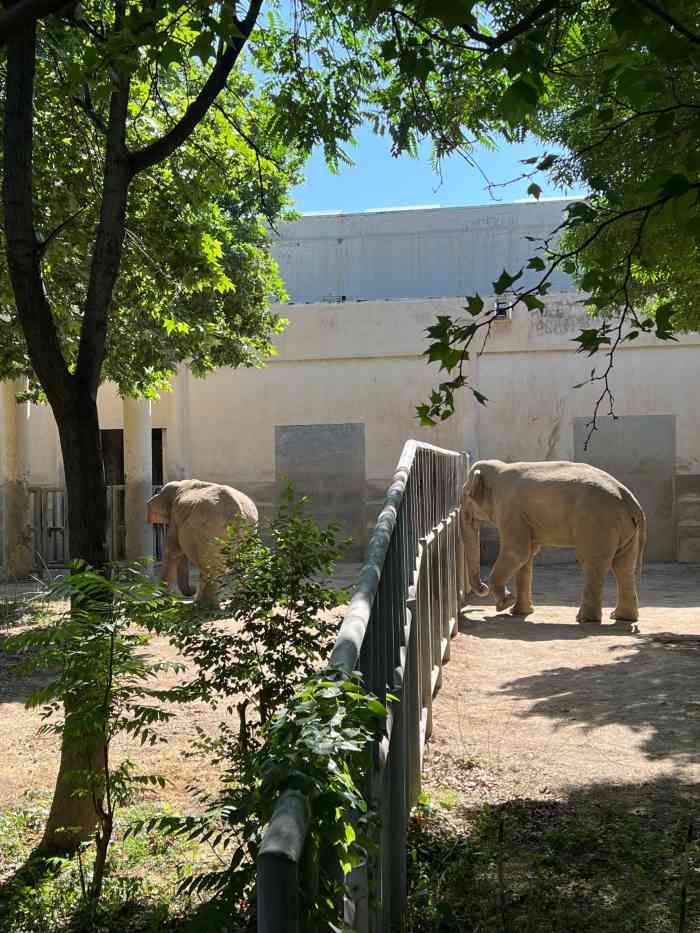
[29,487,68,569]
[28,485,164,569]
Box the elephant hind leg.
[193,546,225,610]
[611,534,640,622]
[576,555,611,623]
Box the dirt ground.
[423,562,700,807]
[0,562,698,815]
[0,565,361,810]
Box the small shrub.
[138,485,386,929]
[168,482,349,735]
[5,564,181,918]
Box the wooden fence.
[257,440,468,932]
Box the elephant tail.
[636,507,647,582]
[621,487,647,580]
[177,556,197,597]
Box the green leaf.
[466,294,484,316]
[493,268,523,295]
[654,111,676,135]
[661,174,693,198]
[527,182,542,200]
[527,256,546,272]
[500,78,540,126]
[573,328,611,355]
[654,301,676,339]
[521,293,545,312]
[192,31,215,63]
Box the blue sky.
[291,124,586,214]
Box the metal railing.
[257,440,468,933]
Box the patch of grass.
[0,796,227,933]
[407,784,700,933]
[434,788,460,812]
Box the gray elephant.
[461,460,647,622]
[146,479,258,608]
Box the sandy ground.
[0,565,361,810]
[1,562,698,814]
[423,562,700,806]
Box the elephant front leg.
[577,558,610,623]
[511,557,536,616]
[488,551,524,612]
[489,522,533,613]
[161,529,184,591]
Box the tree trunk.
[38,389,108,854]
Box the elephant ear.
[467,469,486,505]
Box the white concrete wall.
[272,200,578,303]
[10,202,700,563]
[470,294,700,471]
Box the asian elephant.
[460,460,647,623]
[146,479,258,609]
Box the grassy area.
[408,784,700,933]
[2,786,698,932]
[0,794,239,933]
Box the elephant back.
[174,481,258,537]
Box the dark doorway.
[100,429,164,486]
[152,428,164,486]
[101,429,125,485]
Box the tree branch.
[635,0,700,46]
[73,85,108,135]
[76,0,132,395]
[2,22,72,410]
[38,205,88,257]
[129,0,264,174]
[460,0,570,51]
[0,0,69,46]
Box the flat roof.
[300,196,582,218]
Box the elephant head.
[146,482,196,597]
[146,481,180,525]
[460,468,490,597]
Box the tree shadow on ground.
[0,631,53,706]
[408,775,700,933]
[0,587,63,705]
[485,635,700,766]
[459,614,642,640]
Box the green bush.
[5,564,181,917]
[137,485,386,928]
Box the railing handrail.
[329,439,463,674]
[257,439,466,932]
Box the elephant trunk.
[461,510,489,596]
[177,556,197,597]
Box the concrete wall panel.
[574,415,676,561]
[275,423,366,554]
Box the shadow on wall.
[464,563,700,609]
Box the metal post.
[257,791,310,933]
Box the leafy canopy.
[0,46,301,398]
